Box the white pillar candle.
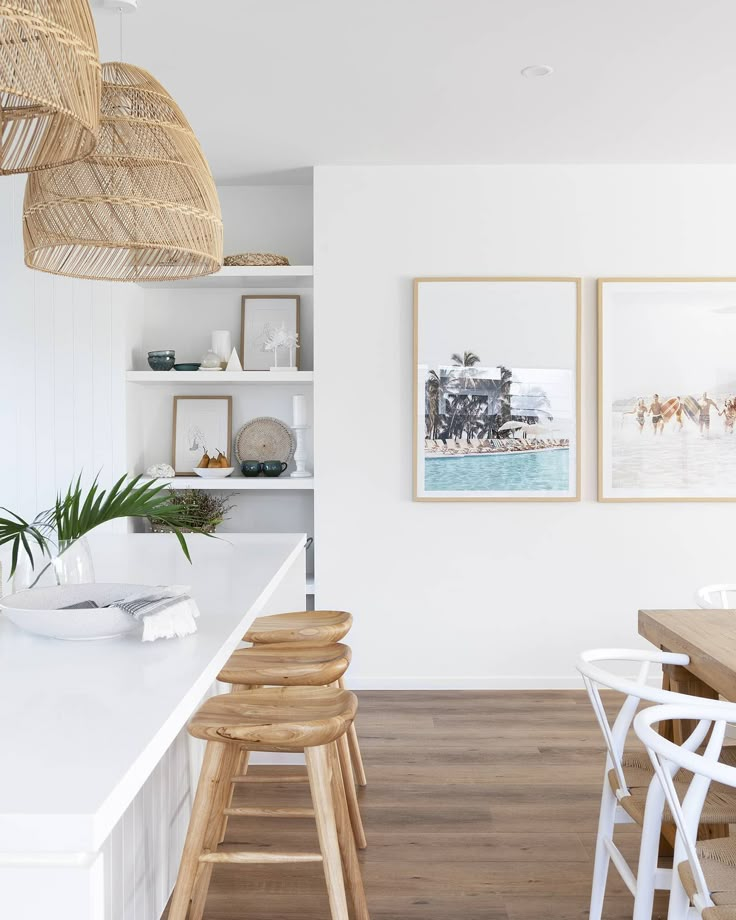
[292,394,307,427]
[211,330,232,367]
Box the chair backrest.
[576,648,690,795]
[634,701,736,915]
[696,584,736,609]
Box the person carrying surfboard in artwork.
[697,392,720,437]
[675,398,685,431]
[649,394,665,435]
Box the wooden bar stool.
[244,610,367,787]
[169,686,369,920]
[218,642,366,849]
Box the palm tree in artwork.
[478,366,513,438]
[425,370,442,439]
[513,385,553,424]
[450,351,481,391]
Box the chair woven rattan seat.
[188,686,357,753]
[679,837,736,909]
[245,610,352,645]
[218,642,352,687]
[610,749,736,826]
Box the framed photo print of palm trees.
[414,277,581,502]
[599,278,736,501]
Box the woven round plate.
[224,252,290,267]
[235,417,296,463]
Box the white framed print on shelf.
[241,295,301,370]
[172,395,233,475]
[599,278,736,502]
[414,277,581,502]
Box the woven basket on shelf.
[0,0,101,174]
[23,61,223,282]
[224,253,290,267]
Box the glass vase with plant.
[0,475,194,590]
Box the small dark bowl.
[148,350,175,371]
[174,363,201,372]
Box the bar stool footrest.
[199,848,323,864]
[223,806,315,818]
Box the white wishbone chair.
[577,648,736,920]
[696,585,736,609]
[635,701,736,920]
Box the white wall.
[314,165,736,688]
[218,184,313,264]
[0,176,142,525]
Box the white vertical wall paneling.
[0,176,142,520]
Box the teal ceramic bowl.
[148,350,175,371]
[174,363,201,372]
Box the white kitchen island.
[0,532,306,920]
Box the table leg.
[658,659,727,847]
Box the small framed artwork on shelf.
[414,277,581,502]
[599,277,736,501]
[172,395,233,475]
[241,295,300,371]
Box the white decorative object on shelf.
[292,394,307,427]
[193,467,234,479]
[225,347,242,372]
[291,426,311,479]
[200,349,223,370]
[211,330,232,368]
[283,329,300,370]
[146,463,175,479]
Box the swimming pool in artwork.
[424,449,570,492]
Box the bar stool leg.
[328,741,370,920]
[336,731,367,849]
[169,741,230,920]
[339,676,367,786]
[306,744,351,920]
[188,742,242,920]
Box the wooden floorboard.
[166,689,670,919]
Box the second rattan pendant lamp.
[23,56,223,281]
[0,0,101,174]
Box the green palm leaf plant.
[0,474,196,589]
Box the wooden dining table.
[639,608,736,844]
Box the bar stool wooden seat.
[219,641,352,687]
[245,609,353,645]
[243,610,367,788]
[169,686,369,920]
[217,642,366,849]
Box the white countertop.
[0,532,305,854]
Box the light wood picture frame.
[241,295,301,371]
[598,277,736,502]
[172,395,233,475]
[414,277,581,502]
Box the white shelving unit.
[127,371,313,384]
[145,476,315,491]
[136,265,314,290]
[126,264,317,604]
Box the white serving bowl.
[193,467,234,479]
[0,583,148,640]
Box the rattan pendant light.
[23,61,223,281]
[0,0,100,174]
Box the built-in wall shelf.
[136,265,314,290]
[127,371,314,384]
[144,476,315,491]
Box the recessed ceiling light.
[521,64,554,78]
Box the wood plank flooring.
[171,690,669,919]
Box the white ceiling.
[93,0,736,184]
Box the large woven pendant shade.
[23,61,223,281]
[0,0,100,174]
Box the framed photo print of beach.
[414,278,581,502]
[599,278,736,501]
[172,395,232,475]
